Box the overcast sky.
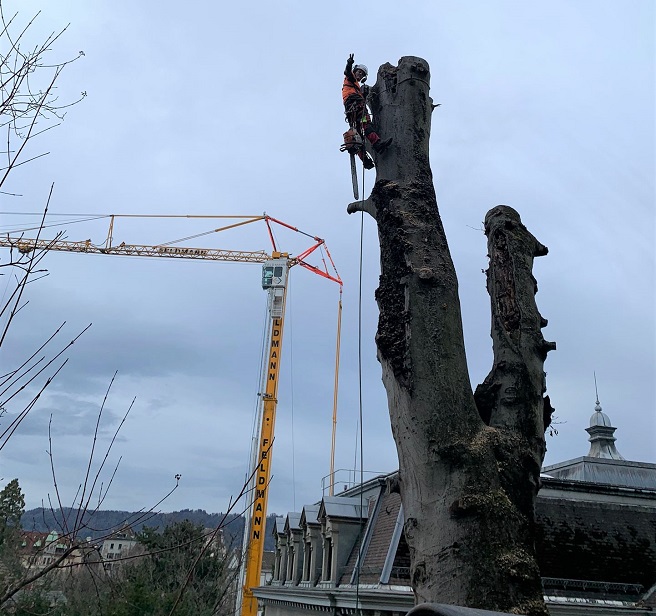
[0,1,654,520]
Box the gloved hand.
[345,53,355,77]
[362,84,371,98]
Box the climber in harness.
[341,53,392,170]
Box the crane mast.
[237,255,288,616]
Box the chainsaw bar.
[350,153,359,200]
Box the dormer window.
[318,496,368,586]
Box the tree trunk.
[348,56,555,616]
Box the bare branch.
[0,4,84,190]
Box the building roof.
[543,456,656,489]
[337,483,393,585]
[319,496,368,521]
[342,480,656,592]
[300,504,320,526]
[273,516,285,536]
[536,495,656,591]
[284,512,302,533]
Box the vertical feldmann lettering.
[267,319,283,382]
[249,316,284,563]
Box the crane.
[0,213,343,616]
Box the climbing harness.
[340,99,375,199]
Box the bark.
[348,57,554,616]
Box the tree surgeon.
[342,53,392,169]
[348,56,555,616]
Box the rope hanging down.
[354,153,367,615]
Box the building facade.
[254,400,656,615]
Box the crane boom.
[0,237,269,263]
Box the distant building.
[254,398,656,615]
[18,530,94,573]
[99,527,139,573]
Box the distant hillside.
[21,508,278,551]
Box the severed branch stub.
[347,195,376,219]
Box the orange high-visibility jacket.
[342,73,363,104]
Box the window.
[287,546,294,581]
[303,543,312,581]
[323,538,333,582]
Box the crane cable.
[287,275,297,512]
[240,297,272,544]
[235,290,272,616]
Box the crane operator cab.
[262,255,289,319]
[261,257,288,289]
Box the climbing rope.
[341,88,375,613]
[354,134,369,616]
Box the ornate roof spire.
[586,373,625,460]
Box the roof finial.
[586,372,624,460]
[593,371,602,412]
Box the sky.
[0,1,654,520]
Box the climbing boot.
[373,137,392,153]
[363,155,375,170]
